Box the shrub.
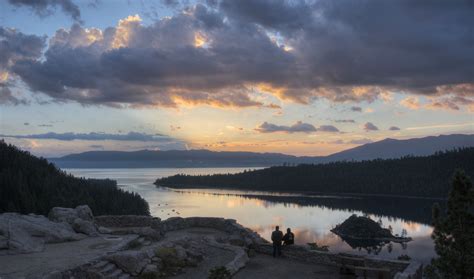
[126,239,142,250]
[397,254,411,261]
[307,242,329,252]
[208,266,231,279]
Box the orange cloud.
[400,96,421,110]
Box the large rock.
[0,213,84,254]
[48,205,98,236]
[160,217,266,246]
[48,205,94,224]
[94,215,161,228]
[7,225,45,253]
[106,250,152,274]
[48,207,79,224]
[72,218,99,236]
[74,205,94,221]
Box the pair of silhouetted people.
[271,226,295,257]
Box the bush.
[397,254,411,261]
[208,266,231,279]
[155,247,186,276]
[307,242,329,252]
[125,239,143,250]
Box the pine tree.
[427,170,474,279]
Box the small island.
[331,214,412,243]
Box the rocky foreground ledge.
[0,206,422,279]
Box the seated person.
[282,228,295,245]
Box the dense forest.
[156,148,474,198]
[0,141,149,215]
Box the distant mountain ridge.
[48,134,474,168]
[324,134,474,162]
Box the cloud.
[0,86,29,105]
[406,122,473,131]
[89,144,104,149]
[318,125,340,132]
[0,27,45,86]
[425,99,460,111]
[425,94,474,111]
[4,1,474,109]
[38,124,53,127]
[0,131,183,143]
[349,138,373,145]
[7,0,82,22]
[23,122,29,125]
[400,96,421,110]
[330,137,374,145]
[254,121,339,133]
[363,122,379,131]
[334,119,355,123]
[255,121,317,133]
[389,126,401,131]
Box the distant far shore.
[161,185,448,201]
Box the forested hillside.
[0,141,149,215]
[155,148,474,198]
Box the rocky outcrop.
[1,207,420,279]
[331,214,412,242]
[94,215,162,240]
[160,217,265,246]
[72,218,99,236]
[95,215,161,229]
[0,213,84,254]
[48,205,99,236]
[106,249,155,275]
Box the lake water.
[66,167,438,264]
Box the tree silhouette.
[155,148,474,198]
[427,171,474,278]
[0,141,149,216]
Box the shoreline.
[157,184,448,201]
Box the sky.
[0,0,473,157]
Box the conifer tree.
[427,171,474,278]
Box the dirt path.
[0,234,137,279]
[234,254,349,279]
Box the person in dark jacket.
[282,228,295,245]
[271,226,283,257]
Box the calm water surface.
[66,167,437,264]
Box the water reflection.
[65,168,438,264]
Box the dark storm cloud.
[0,27,45,69]
[255,121,317,133]
[0,131,182,142]
[363,122,379,132]
[219,0,313,33]
[5,0,474,109]
[7,0,82,22]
